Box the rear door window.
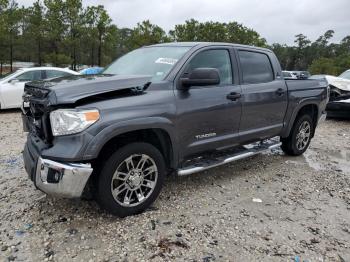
[238,51,274,84]
[45,70,72,79]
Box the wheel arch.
[282,101,319,138]
[84,118,177,172]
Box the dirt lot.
[0,110,349,262]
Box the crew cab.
[22,43,329,217]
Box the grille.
[23,84,50,102]
[23,84,52,142]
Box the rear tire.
[95,142,165,217]
[281,114,313,156]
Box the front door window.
[185,49,233,85]
[15,71,43,82]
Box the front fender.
[0,89,6,109]
[83,117,177,160]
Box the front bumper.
[35,158,93,198]
[23,136,93,198]
[326,98,350,119]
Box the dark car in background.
[310,74,350,119]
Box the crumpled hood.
[25,74,152,105]
[325,75,350,92]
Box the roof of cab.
[149,42,272,53]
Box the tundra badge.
[195,133,217,139]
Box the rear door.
[237,49,288,142]
[175,47,242,160]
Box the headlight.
[50,109,100,136]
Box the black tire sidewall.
[96,142,165,217]
[290,114,313,155]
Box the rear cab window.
[238,51,274,84]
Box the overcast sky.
[17,0,350,45]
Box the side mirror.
[179,68,220,90]
[9,79,19,84]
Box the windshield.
[0,70,20,81]
[339,70,350,80]
[103,46,191,81]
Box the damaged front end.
[22,84,52,142]
[326,77,350,119]
[21,85,94,198]
[329,86,350,100]
[35,158,93,198]
[22,74,152,198]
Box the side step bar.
[177,139,281,176]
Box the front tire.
[95,142,165,217]
[281,114,314,156]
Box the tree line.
[0,0,349,75]
[272,31,350,75]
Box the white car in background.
[282,71,298,79]
[339,69,350,80]
[310,74,350,98]
[0,67,79,109]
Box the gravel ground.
[0,110,349,262]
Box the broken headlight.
[50,109,100,136]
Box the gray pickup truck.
[22,42,329,217]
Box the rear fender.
[281,98,320,138]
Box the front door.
[1,80,26,108]
[175,48,242,161]
[237,50,288,143]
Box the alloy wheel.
[110,154,158,207]
[296,121,311,151]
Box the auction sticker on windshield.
[155,57,178,65]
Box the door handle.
[227,92,241,101]
[276,88,285,96]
